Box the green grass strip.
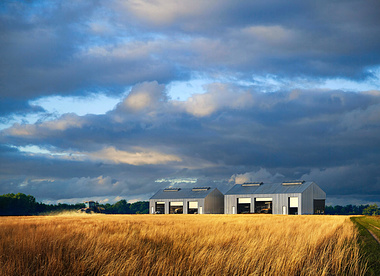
[351,216,380,276]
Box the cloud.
[117,81,167,113]
[230,168,285,184]
[174,83,254,117]
[2,113,85,139]
[301,165,380,196]
[1,1,380,205]
[0,99,45,117]
[1,85,380,204]
[1,0,380,110]
[87,146,181,165]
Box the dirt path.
[368,229,380,245]
[369,223,380,231]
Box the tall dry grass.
[0,214,366,275]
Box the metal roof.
[150,187,218,199]
[225,181,314,195]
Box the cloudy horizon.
[1,1,380,206]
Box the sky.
[1,0,380,206]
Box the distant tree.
[130,201,149,214]
[324,204,370,215]
[0,193,36,215]
[362,204,380,216]
[97,200,149,214]
[112,199,130,214]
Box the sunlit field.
[0,214,366,275]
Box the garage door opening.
[155,202,165,214]
[314,199,325,214]
[237,198,251,214]
[255,198,272,214]
[288,197,298,215]
[169,202,183,214]
[188,201,199,214]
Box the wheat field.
[0,214,366,275]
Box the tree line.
[0,193,149,216]
[325,204,379,215]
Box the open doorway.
[188,201,199,214]
[237,198,251,213]
[288,197,298,215]
[314,199,325,214]
[155,202,165,214]
[169,202,183,214]
[255,198,272,213]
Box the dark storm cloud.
[0,0,180,106]
[120,0,380,78]
[1,82,379,203]
[1,0,380,116]
[0,98,44,116]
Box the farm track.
[369,223,380,231]
[351,216,380,276]
[367,229,380,245]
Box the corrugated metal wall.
[150,195,225,214]
[313,183,327,199]
[204,189,224,214]
[225,193,303,214]
[301,185,313,214]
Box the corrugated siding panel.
[150,187,223,214]
[204,188,224,214]
[313,183,326,199]
[301,185,313,214]
[225,193,303,214]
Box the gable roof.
[225,181,315,195]
[150,187,219,200]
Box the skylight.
[192,187,210,191]
[282,181,305,185]
[242,182,263,186]
[163,188,181,192]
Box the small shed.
[149,187,224,214]
[224,181,326,215]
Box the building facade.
[224,181,326,215]
[149,187,224,214]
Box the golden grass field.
[0,214,366,275]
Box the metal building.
[149,187,224,214]
[224,181,326,215]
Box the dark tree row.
[325,204,379,215]
[102,200,149,214]
[0,193,149,216]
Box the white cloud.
[4,113,84,137]
[122,81,167,112]
[174,83,254,116]
[119,0,206,26]
[230,168,285,184]
[88,146,181,165]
